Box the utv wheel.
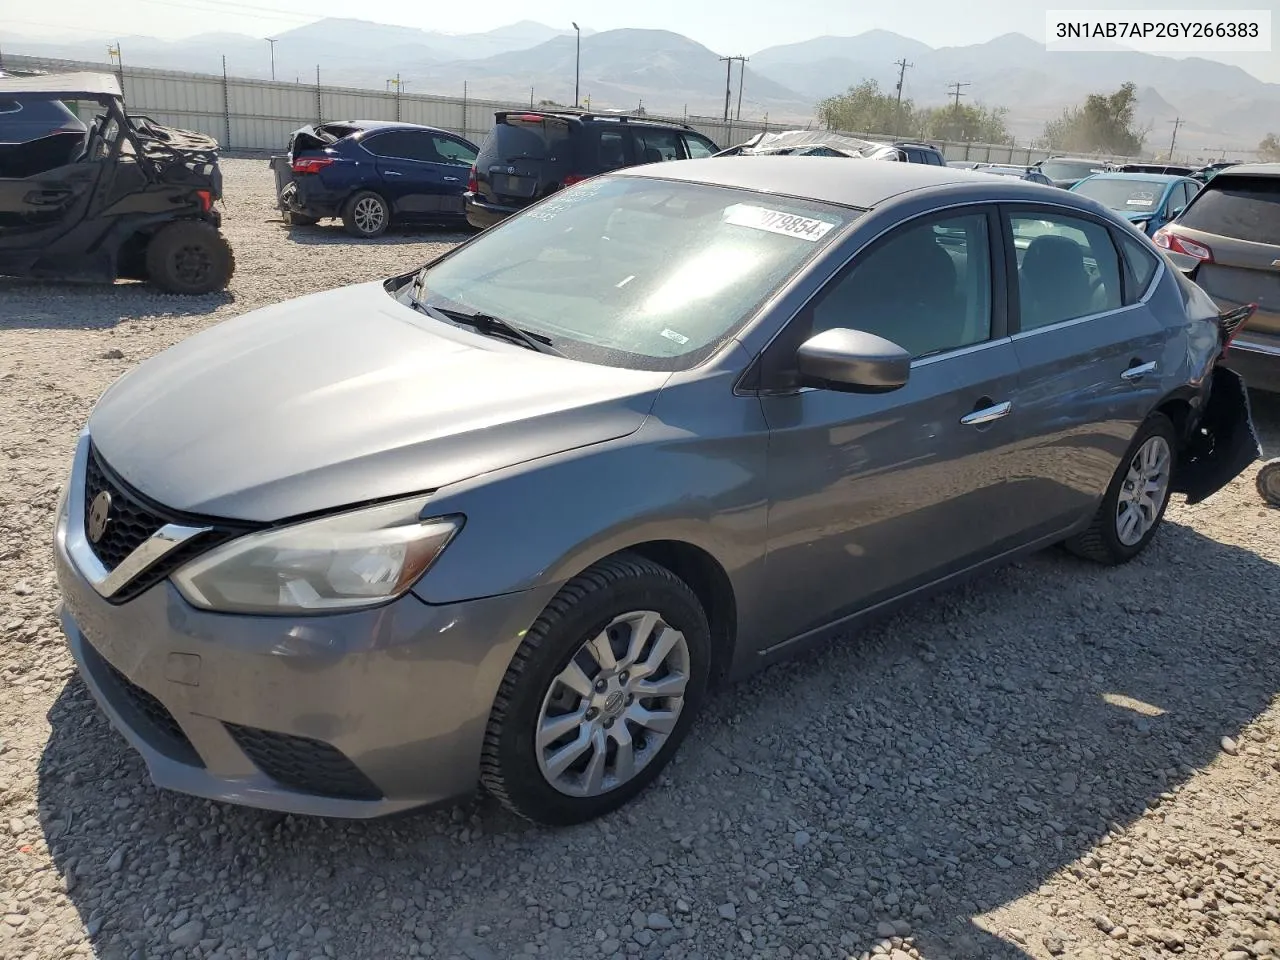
[144,221,234,295]
[342,190,390,238]
[480,552,711,826]
[1066,413,1177,565]
[1258,458,1280,507]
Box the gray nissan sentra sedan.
[54,157,1260,826]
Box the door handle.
[442,176,459,182]
[1121,360,1157,381]
[960,401,1012,426]
[384,170,403,176]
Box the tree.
[917,103,1013,145]
[1261,133,1280,162]
[817,80,910,137]
[1035,82,1147,155]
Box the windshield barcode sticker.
[723,204,835,241]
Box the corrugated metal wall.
[6,52,1059,165]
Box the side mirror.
[796,328,911,394]
[1171,205,1185,218]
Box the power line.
[948,81,970,110]
[893,58,913,136]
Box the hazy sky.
[3,0,1278,82]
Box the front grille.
[83,444,253,602]
[224,724,383,801]
[84,446,167,570]
[82,640,204,767]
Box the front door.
[1001,206,1169,536]
[756,207,1034,643]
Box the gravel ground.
[3,158,1280,960]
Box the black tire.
[480,552,711,826]
[144,221,235,295]
[1258,459,1280,507]
[1066,412,1178,565]
[341,190,390,238]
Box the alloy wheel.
[353,196,386,234]
[535,610,690,798]
[1115,435,1172,546]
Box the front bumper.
[53,460,553,818]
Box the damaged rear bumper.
[1173,365,1262,505]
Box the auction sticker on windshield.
[723,204,837,241]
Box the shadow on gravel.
[0,281,234,329]
[33,521,1280,960]
[279,221,475,247]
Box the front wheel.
[1066,412,1178,564]
[341,190,390,238]
[144,221,235,294]
[480,553,711,825]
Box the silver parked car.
[54,158,1259,825]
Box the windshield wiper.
[417,301,563,357]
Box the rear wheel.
[1066,412,1177,564]
[342,190,390,238]
[144,221,235,294]
[480,553,711,826]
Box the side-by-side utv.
[0,72,233,294]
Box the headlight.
[171,498,462,614]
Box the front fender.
[410,369,771,614]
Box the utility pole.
[736,56,749,121]
[1168,117,1184,160]
[948,81,970,111]
[893,58,913,136]
[718,55,747,122]
[571,22,581,108]
[265,38,276,80]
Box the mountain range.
[8,19,1278,152]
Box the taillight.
[1153,228,1213,262]
[563,174,586,186]
[1218,303,1258,355]
[195,189,212,212]
[467,166,478,193]
[291,157,334,175]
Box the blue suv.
[278,121,479,238]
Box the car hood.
[87,282,670,522]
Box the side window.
[811,212,993,359]
[432,136,476,166]
[1181,181,1199,210]
[1010,212,1123,331]
[632,129,683,163]
[1115,231,1160,305]
[363,131,432,161]
[682,134,716,159]
[928,151,945,166]
[597,130,628,171]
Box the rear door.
[1002,206,1169,535]
[1172,173,1280,344]
[428,134,477,216]
[475,114,574,208]
[362,130,454,216]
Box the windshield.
[1040,159,1102,181]
[410,175,853,370]
[1074,177,1168,212]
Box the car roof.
[1207,162,1280,178]
[612,155,1087,209]
[1081,172,1185,183]
[0,71,121,100]
[343,120,457,135]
